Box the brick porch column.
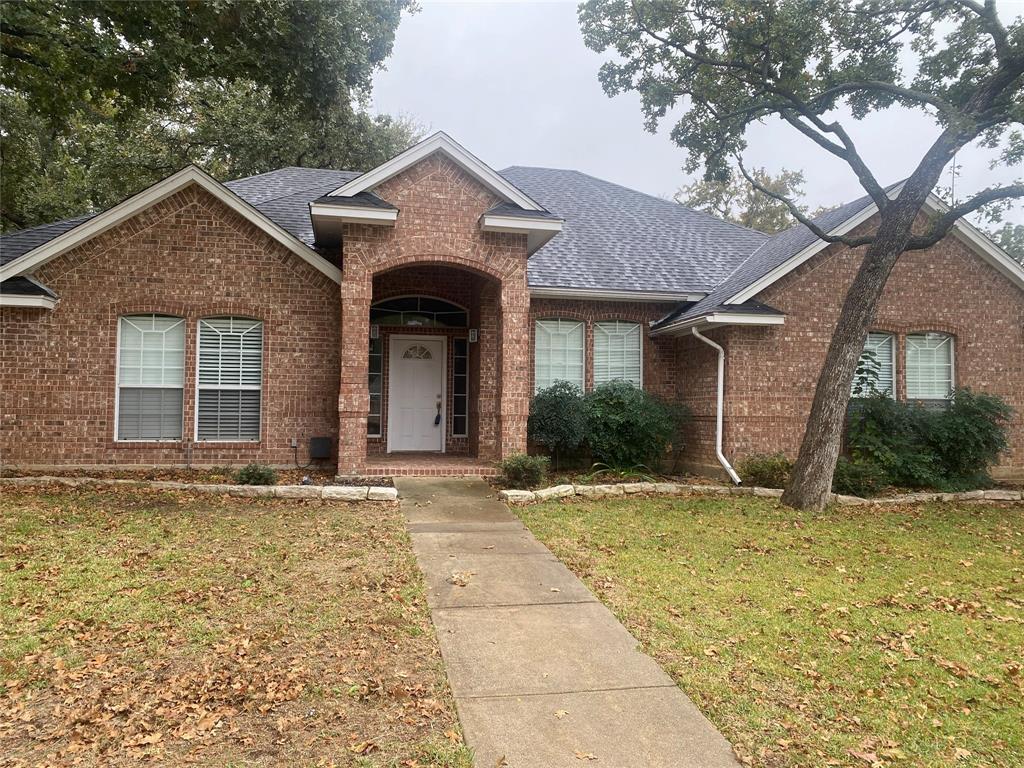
[337,264,371,475]
[498,279,530,458]
[475,280,500,460]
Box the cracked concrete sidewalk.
[397,477,740,768]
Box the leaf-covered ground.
[519,496,1023,768]
[0,486,471,767]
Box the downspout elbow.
[691,327,742,485]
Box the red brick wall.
[0,186,340,468]
[692,229,1024,479]
[335,154,531,472]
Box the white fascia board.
[725,182,906,306]
[309,202,398,226]
[0,294,58,309]
[530,286,705,303]
[327,131,544,211]
[480,214,563,234]
[651,312,786,336]
[0,166,342,285]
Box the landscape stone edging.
[0,476,398,501]
[498,483,1022,506]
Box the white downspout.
[691,327,742,485]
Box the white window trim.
[114,314,185,443]
[534,318,586,393]
[905,332,956,401]
[194,317,264,443]
[593,320,644,389]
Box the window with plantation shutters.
[906,332,954,400]
[116,315,185,441]
[593,321,642,387]
[534,319,584,392]
[197,317,263,441]
[852,332,895,397]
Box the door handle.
[434,400,442,426]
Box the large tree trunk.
[781,187,935,511]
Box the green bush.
[832,457,889,498]
[584,381,680,468]
[925,388,1012,485]
[235,463,278,485]
[846,388,1012,491]
[528,382,587,468]
[497,453,549,489]
[737,452,792,488]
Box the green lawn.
[1,486,471,768]
[519,496,1023,768]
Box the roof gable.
[0,166,342,284]
[328,132,545,212]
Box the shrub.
[925,388,1012,485]
[832,457,889,498]
[584,381,680,468]
[235,463,278,485]
[497,453,549,489]
[845,388,1012,490]
[528,382,587,468]
[737,452,792,488]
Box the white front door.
[387,336,445,452]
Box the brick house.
[2,132,1022,480]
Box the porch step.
[356,457,501,478]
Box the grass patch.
[519,496,1023,767]
[0,486,471,767]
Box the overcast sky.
[372,1,1022,225]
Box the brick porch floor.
[361,453,500,477]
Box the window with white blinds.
[594,321,642,387]
[117,315,185,440]
[534,319,584,392]
[852,332,895,397]
[906,332,954,400]
[197,317,263,441]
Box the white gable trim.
[726,183,1024,304]
[328,131,545,211]
[0,166,342,284]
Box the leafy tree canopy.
[988,222,1024,263]
[579,0,1023,510]
[1,0,417,231]
[676,167,810,233]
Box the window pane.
[117,315,184,440]
[906,333,953,400]
[117,388,182,441]
[197,389,261,441]
[594,321,641,387]
[197,317,263,441]
[535,319,584,392]
[852,332,895,397]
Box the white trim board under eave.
[530,287,705,303]
[328,131,545,212]
[0,166,342,285]
[309,203,398,225]
[726,185,1024,305]
[650,312,786,336]
[0,294,58,309]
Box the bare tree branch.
[735,156,874,247]
[906,183,1024,249]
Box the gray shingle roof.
[1,163,891,313]
[0,275,57,297]
[0,215,95,267]
[661,190,880,326]
[499,166,769,295]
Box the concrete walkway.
[397,478,739,768]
